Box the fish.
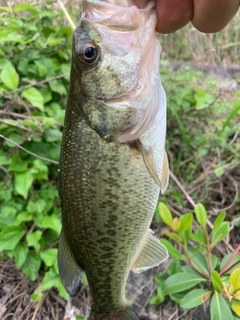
[57,0,169,319]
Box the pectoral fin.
[131,229,168,273]
[140,141,169,193]
[58,229,82,296]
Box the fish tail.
[89,305,140,320]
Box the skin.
[134,0,240,33]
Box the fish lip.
[82,0,156,31]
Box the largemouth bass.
[58,0,169,319]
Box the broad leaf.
[180,289,211,309]
[211,222,230,248]
[230,268,240,292]
[26,231,42,252]
[0,64,19,89]
[160,239,183,260]
[178,213,193,233]
[13,242,29,267]
[14,171,34,199]
[210,293,233,320]
[232,301,240,316]
[158,202,172,226]
[21,87,44,111]
[0,226,25,251]
[21,252,41,281]
[194,203,207,228]
[162,273,207,295]
[211,271,223,293]
[212,212,226,234]
[40,248,57,267]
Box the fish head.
[71,0,164,142]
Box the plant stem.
[0,134,58,165]
[204,228,213,274]
[179,243,210,280]
[221,260,240,276]
[220,245,240,275]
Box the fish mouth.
[82,0,156,32]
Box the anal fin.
[131,229,168,273]
[58,229,82,296]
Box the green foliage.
[152,203,240,319]
[0,2,71,300]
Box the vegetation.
[0,2,239,320]
[151,202,240,319]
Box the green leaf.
[40,248,57,267]
[21,87,44,111]
[26,230,42,252]
[191,252,209,276]
[211,254,219,271]
[194,203,207,228]
[0,226,25,252]
[43,215,61,235]
[164,230,182,243]
[13,3,38,15]
[220,254,240,275]
[8,155,28,172]
[31,293,43,302]
[191,227,207,245]
[167,260,182,276]
[178,213,193,233]
[180,289,211,309]
[162,273,207,295]
[149,287,165,304]
[211,222,230,248]
[158,202,173,227]
[21,252,41,281]
[160,239,183,260]
[232,301,240,317]
[14,171,34,199]
[222,100,240,131]
[0,64,19,89]
[212,212,226,234]
[13,242,29,268]
[0,153,11,165]
[49,79,67,95]
[210,293,233,320]
[229,268,240,292]
[37,266,59,291]
[15,211,33,225]
[211,271,223,293]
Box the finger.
[155,0,193,33]
[192,0,240,33]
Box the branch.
[169,170,196,207]
[0,74,69,98]
[57,0,76,30]
[0,134,58,165]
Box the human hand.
[136,0,239,33]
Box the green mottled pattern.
[59,102,160,315]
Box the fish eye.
[79,43,99,64]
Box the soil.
[0,64,239,320]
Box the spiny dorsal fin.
[131,229,168,273]
[58,229,82,296]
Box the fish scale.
[60,110,159,290]
[58,0,169,318]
